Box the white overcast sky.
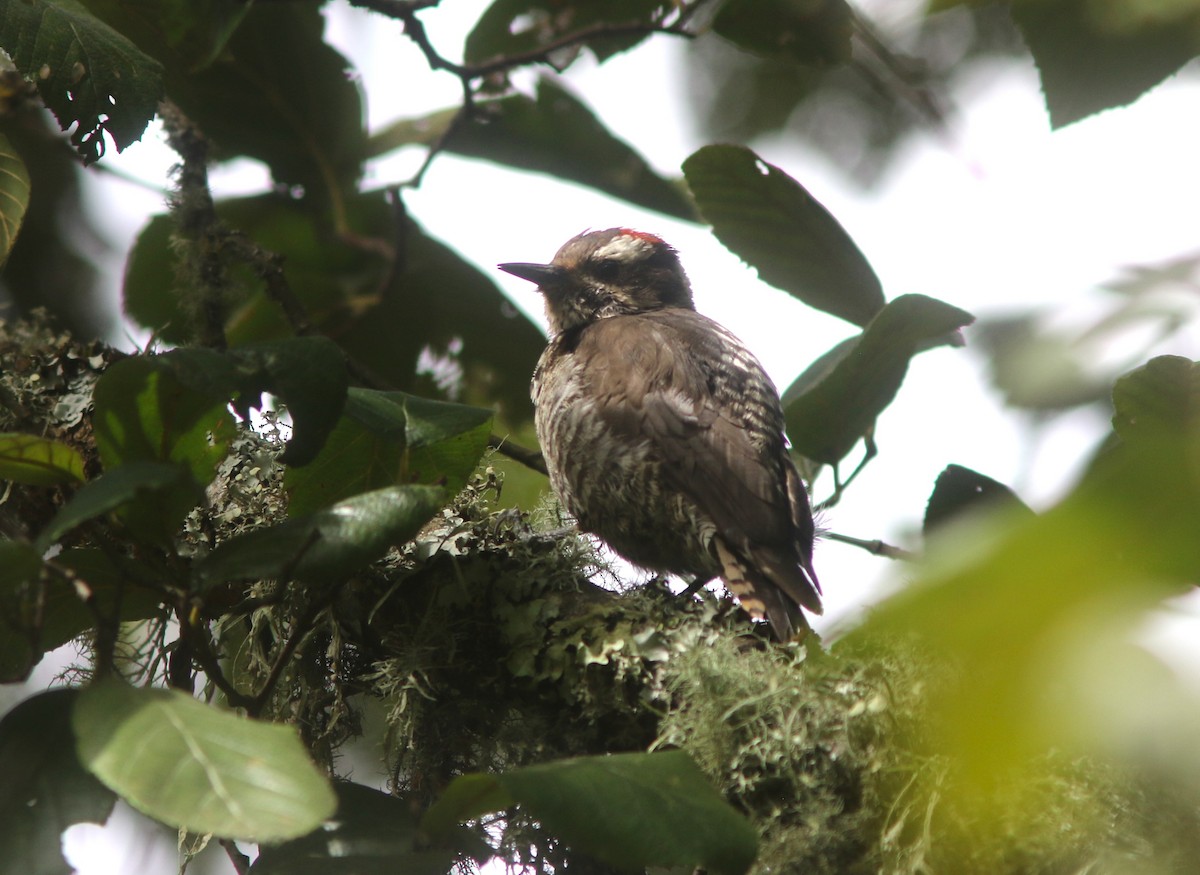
[44,2,1200,870]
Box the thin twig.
[249,593,332,718]
[352,0,699,87]
[179,612,256,711]
[488,434,547,476]
[823,531,918,562]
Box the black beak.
[498,261,566,289]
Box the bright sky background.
[23,1,1200,871]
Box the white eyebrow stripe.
[593,234,654,262]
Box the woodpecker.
[500,229,820,640]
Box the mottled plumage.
[500,229,820,639]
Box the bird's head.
[500,228,694,335]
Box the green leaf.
[683,144,884,326]
[123,193,544,422]
[0,432,85,486]
[73,681,336,841]
[92,357,235,544]
[465,0,672,65]
[34,461,190,552]
[251,783,476,875]
[371,80,700,222]
[783,294,974,464]
[193,484,446,589]
[403,392,495,484]
[40,548,164,649]
[423,751,759,875]
[230,338,348,467]
[1,543,164,675]
[923,464,1034,536]
[285,388,492,517]
[77,0,251,72]
[165,2,365,217]
[973,314,1114,410]
[0,0,164,162]
[714,0,853,66]
[857,357,1200,787]
[0,132,31,264]
[1010,0,1200,129]
[1111,354,1200,444]
[165,338,349,467]
[0,690,116,875]
[0,541,46,682]
[92,356,236,477]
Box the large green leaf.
[73,681,336,841]
[0,432,85,486]
[857,355,1200,787]
[1010,0,1200,128]
[165,2,365,218]
[0,0,164,162]
[783,294,974,465]
[0,132,30,264]
[0,541,46,682]
[78,0,250,72]
[423,751,758,875]
[124,192,544,422]
[1,540,165,675]
[92,357,236,544]
[714,0,853,66]
[284,387,493,517]
[370,80,699,222]
[39,548,164,648]
[923,464,1033,536]
[34,461,190,552]
[683,144,884,326]
[1110,354,1200,442]
[465,0,672,65]
[0,690,116,875]
[251,782,476,875]
[162,338,349,467]
[193,484,446,589]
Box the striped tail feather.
[714,539,813,641]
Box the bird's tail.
[714,539,816,641]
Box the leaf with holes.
[0,0,164,162]
[284,388,492,517]
[684,144,884,326]
[162,338,349,467]
[164,2,364,214]
[73,681,335,841]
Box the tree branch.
[823,531,918,561]
[489,433,547,476]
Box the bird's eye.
[591,258,621,282]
